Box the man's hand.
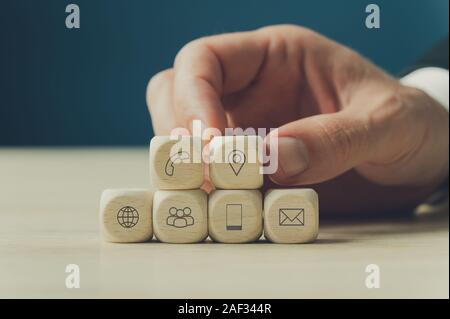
[146,25,449,214]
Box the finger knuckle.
[148,69,172,91]
[259,24,313,37]
[146,69,173,106]
[174,38,209,66]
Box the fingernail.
[276,137,310,176]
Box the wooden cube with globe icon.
[153,189,208,243]
[209,136,263,189]
[100,189,153,243]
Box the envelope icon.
[279,208,304,226]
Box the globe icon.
[117,206,139,228]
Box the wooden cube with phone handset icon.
[264,189,319,244]
[209,135,264,189]
[150,136,203,190]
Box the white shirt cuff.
[401,67,449,112]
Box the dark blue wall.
[0,0,448,145]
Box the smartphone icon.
[226,204,243,231]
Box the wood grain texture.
[209,136,263,189]
[264,189,319,244]
[100,189,153,243]
[0,149,447,298]
[149,136,203,190]
[208,190,263,243]
[153,190,208,243]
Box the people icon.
[167,207,195,228]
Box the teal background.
[0,0,448,145]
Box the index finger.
[173,29,269,132]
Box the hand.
[146,25,449,215]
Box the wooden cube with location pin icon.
[100,189,153,243]
[149,136,204,190]
[209,136,263,189]
[153,189,208,243]
[208,190,263,243]
[264,189,319,244]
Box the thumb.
[266,111,375,185]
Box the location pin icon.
[228,150,246,176]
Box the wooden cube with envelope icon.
[264,189,319,244]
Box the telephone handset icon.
[164,151,190,176]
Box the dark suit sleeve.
[415,36,449,70]
[413,36,449,203]
[400,37,449,203]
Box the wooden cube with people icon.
[208,190,263,243]
[208,135,264,189]
[264,189,319,244]
[149,136,204,190]
[100,189,153,243]
[152,189,208,243]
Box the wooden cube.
[209,136,263,189]
[100,189,153,243]
[208,190,263,243]
[264,189,319,244]
[153,190,208,243]
[149,136,203,190]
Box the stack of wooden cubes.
[100,135,318,244]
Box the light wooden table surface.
[0,148,448,299]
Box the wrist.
[403,86,449,187]
[361,84,448,188]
